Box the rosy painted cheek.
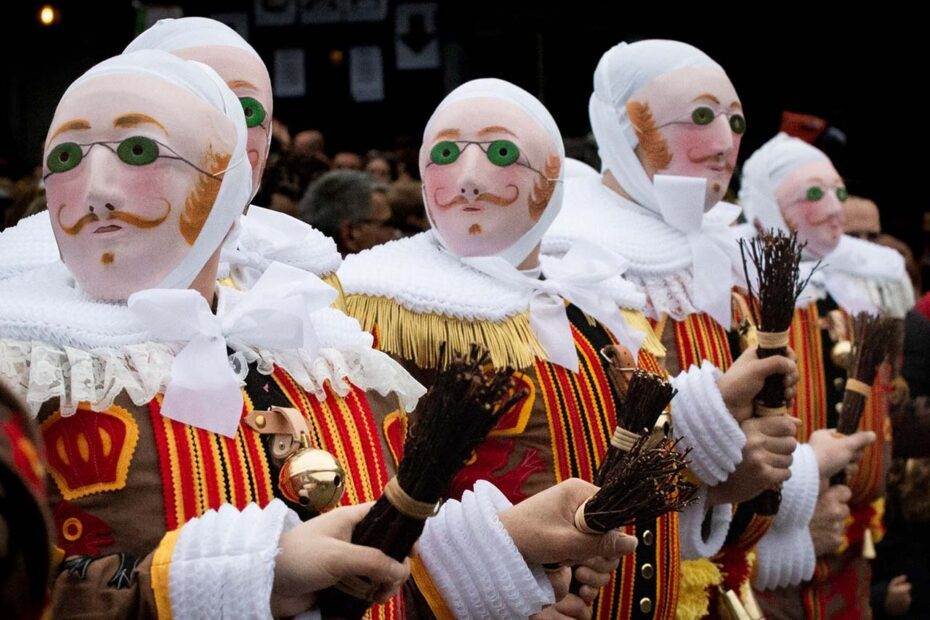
[247,129,266,167]
[664,127,716,172]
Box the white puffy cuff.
[775,444,820,530]
[678,485,733,560]
[418,480,554,619]
[168,499,300,619]
[670,361,747,485]
[753,444,818,590]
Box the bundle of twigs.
[739,229,818,515]
[569,367,691,594]
[318,345,526,619]
[831,313,898,486]
[577,435,698,534]
[596,366,677,486]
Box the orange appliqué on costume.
[448,438,545,503]
[488,371,535,437]
[53,501,114,557]
[42,404,139,501]
[382,410,408,467]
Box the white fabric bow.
[463,240,645,372]
[128,262,336,437]
[653,175,742,327]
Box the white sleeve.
[670,361,747,485]
[168,499,300,620]
[417,480,555,619]
[753,444,819,590]
[678,485,734,560]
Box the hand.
[884,574,913,616]
[499,478,638,565]
[808,429,876,481]
[573,556,619,605]
[716,346,798,423]
[530,593,592,620]
[707,415,800,505]
[809,485,851,557]
[271,502,409,617]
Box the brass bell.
[830,340,853,369]
[278,434,346,512]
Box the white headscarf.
[124,16,261,59]
[738,132,830,230]
[585,40,742,326]
[589,39,722,214]
[63,50,251,291]
[739,133,913,317]
[422,79,644,370]
[422,78,565,267]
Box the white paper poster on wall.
[349,46,385,102]
[274,48,306,97]
[254,0,298,26]
[395,3,439,70]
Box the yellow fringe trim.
[676,558,723,620]
[622,308,667,358]
[345,294,545,370]
[321,272,347,312]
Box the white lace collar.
[544,175,744,323]
[0,262,423,415]
[800,235,915,318]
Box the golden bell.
[279,446,346,512]
[830,340,853,369]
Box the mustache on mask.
[58,203,171,236]
[435,185,520,209]
[687,152,735,172]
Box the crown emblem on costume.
[42,404,139,501]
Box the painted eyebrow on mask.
[48,119,91,144]
[113,113,169,137]
[692,93,721,105]
[228,79,258,90]
[434,128,461,140]
[477,125,517,137]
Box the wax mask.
[420,98,561,257]
[628,66,744,209]
[174,46,272,195]
[44,72,236,300]
[775,159,847,258]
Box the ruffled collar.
[0,262,423,416]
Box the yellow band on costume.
[845,378,872,397]
[755,330,789,349]
[384,477,440,520]
[410,554,456,620]
[151,529,181,620]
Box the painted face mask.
[420,79,564,265]
[44,50,249,300]
[740,133,840,259]
[775,159,847,258]
[590,39,743,214]
[627,65,743,208]
[125,17,272,198]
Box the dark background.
[0,2,920,250]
